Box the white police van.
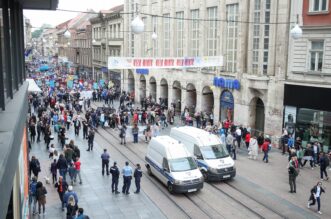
[145,136,204,193]
[170,126,236,181]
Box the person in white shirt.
[308,181,325,214]
[235,127,242,148]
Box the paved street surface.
[29,100,331,219]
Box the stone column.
[168,82,173,109]
[213,88,221,122]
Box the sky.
[24,0,124,29]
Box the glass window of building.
[252,0,260,74]
[176,11,184,57]
[152,15,158,57]
[310,0,328,12]
[163,14,170,57]
[309,41,324,72]
[206,7,218,56]
[142,17,147,57]
[263,0,270,75]
[226,4,238,72]
[191,9,199,57]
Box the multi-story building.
[286,0,331,148]
[91,4,124,85]
[41,28,58,57]
[57,19,72,61]
[0,1,58,218]
[123,0,291,137]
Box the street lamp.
[152,28,157,40]
[64,29,71,38]
[290,15,302,39]
[92,39,96,43]
[131,15,144,34]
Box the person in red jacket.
[262,139,271,163]
[245,132,251,149]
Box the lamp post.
[290,15,302,40]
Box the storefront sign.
[136,69,149,74]
[101,67,108,73]
[213,77,240,90]
[108,56,224,69]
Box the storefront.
[284,84,331,151]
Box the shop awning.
[26,79,42,93]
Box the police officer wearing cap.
[110,161,120,194]
[134,164,143,194]
[101,149,110,176]
[122,161,133,195]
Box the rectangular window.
[142,17,147,57]
[191,9,199,57]
[207,7,218,56]
[176,12,184,57]
[163,14,170,56]
[152,16,158,57]
[263,0,270,75]
[252,0,261,74]
[226,4,238,72]
[310,0,328,12]
[310,41,324,71]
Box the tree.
[31,23,53,38]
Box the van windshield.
[200,144,229,159]
[168,157,197,172]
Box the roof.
[150,136,190,159]
[171,126,221,146]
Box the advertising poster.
[284,106,297,137]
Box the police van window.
[194,144,203,159]
[162,158,169,171]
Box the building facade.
[123,0,291,137]
[91,4,124,86]
[286,0,331,148]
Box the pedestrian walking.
[50,159,58,184]
[319,152,329,181]
[74,157,82,184]
[29,122,36,143]
[76,208,89,219]
[55,176,68,211]
[63,185,79,207]
[36,181,47,215]
[29,156,41,179]
[302,144,314,169]
[122,161,133,195]
[235,127,242,148]
[101,149,110,176]
[57,154,68,182]
[144,124,152,143]
[29,176,38,215]
[262,139,270,163]
[37,120,42,143]
[288,158,298,193]
[307,181,325,214]
[119,125,127,145]
[82,120,88,139]
[73,117,81,136]
[132,123,139,143]
[245,132,251,149]
[87,128,95,151]
[226,132,234,156]
[66,196,78,219]
[110,162,120,194]
[134,164,143,194]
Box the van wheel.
[167,183,174,194]
[202,171,208,182]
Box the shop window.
[309,41,324,72]
[309,0,329,12]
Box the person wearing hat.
[63,185,79,208]
[122,161,133,195]
[134,164,143,194]
[110,161,120,194]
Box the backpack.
[325,156,330,167]
[30,181,38,196]
[35,160,41,172]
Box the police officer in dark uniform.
[101,149,110,175]
[134,164,143,194]
[110,162,120,194]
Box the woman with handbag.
[36,181,47,215]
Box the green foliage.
[31,23,53,38]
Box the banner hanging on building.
[108,56,223,69]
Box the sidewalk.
[29,120,166,218]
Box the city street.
[29,100,331,219]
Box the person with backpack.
[119,125,127,145]
[132,123,139,144]
[307,181,325,215]
[319,152,329,181]
[36,181,47,215]
[262,139,271,163]
[288,157,298,193]
[66,196,78,219]
[76,208,89,219]
[29,176,38,215]
[29,156,41,179]
[87,129,95,151]
[55,176,68,211]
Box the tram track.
[96,128,217,219]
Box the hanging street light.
[131,15,144,34]
[290,15,302,40]
[152,31,157,40]
[64,29,71,38]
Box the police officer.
[110,162,120,194]
[122,161,133,195]
[134,164,143,194]
[101,149,110,176]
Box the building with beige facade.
[91,4,124,87]
[123,0,291,137]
